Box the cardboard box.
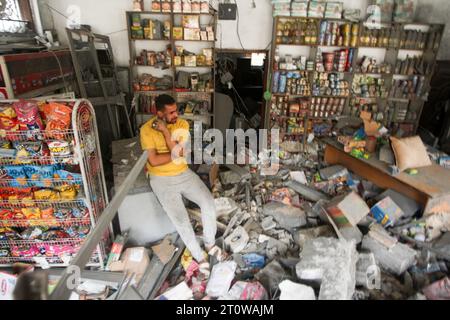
[109,247,150,282]
[370,196,405,227]
[0,272,17,300]
[173,27,183,40]
[326,191,370,228]
[184,55,197,67]
[184,28,201,41]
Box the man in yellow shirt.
[140,94,217,268]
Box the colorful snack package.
[43,103,72,139]
[0,248,9,258]
[21,208,41,220]
[66,225,90,238]
[11,245,39,258]
[3,165,27,187]
[40,229,70,241]
[54,209,71,220]
[21,227,47,240]
[13,100,44,131]
[0,105,19,141]
[57,185,78,200]
[0,227,21,240]
[0,209,14,220]
[23,165,56,188]
[34,189,60,201]
[40,207,54,220]
[54,170,82,184]
[71,207,89,219]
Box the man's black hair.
[155,94,176,112]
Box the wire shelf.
[0,178,83,188]
[0,199,87,210]
[0,155,79,166]
[0,129,75,142]
[0,218,91,228]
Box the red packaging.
[13,100,44,131]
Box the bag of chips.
[43,103,73,139]
[0,105,19,141]
[34,189,60,201]
[3,166,27,187]
[13,100,44,131]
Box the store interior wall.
[38,0,449,66]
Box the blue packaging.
[242,253,266,270]
[279,73,287,93]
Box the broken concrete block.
[294,225,335,248]
[370,196,405,228]
[262,202,307,230]
[296,237,358,300]
[261,216,277,231]
[285,180,331,202]
[290,171,308,185]
[340,226,363,245]
[255,260,288,293]
[279,280,316,300]
[368,224,398,249]
[225,226,249,254]
[220,171,241,185]
[215,198,238,217]
[266,237,288,260]
[361,235,417,276]
[319,165,349,181]
[326,191,370,228]
[356,253,379,289]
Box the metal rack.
[266,15,445,148]
[0,99,109,268]
[126,9,217,131]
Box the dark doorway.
[215,50,269,130]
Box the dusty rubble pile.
[157,149,450,300]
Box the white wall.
[39,0,449,67]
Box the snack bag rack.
[0,99,109,268]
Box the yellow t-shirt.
[140,117,190,176]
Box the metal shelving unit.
[266,14,445,147]
[0,99,110,268]
[126,9,217,131]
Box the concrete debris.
[215,197,239,218]
[255,260,288,294]
[361,235,417,276]
[224,226,250,254]
[285,180,331,202]
[261,216,277,231]
[319,165,349,181]
[368,224,398,249]
[262,202,307,230]
[220,171,242,185]
[326,191,370,228]
[340,226,363,244]
[279,280,316,300]
[296,237,358,300]
[294,225,335,248]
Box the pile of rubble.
[156,154,450,300]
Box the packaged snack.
[54,170,82,184]
[34,189,60,201]
[71,207,89,219]
[21,227,47,240]
[66,225,90,238]
[54,209,71,220]
[48,141,71,158]
[0,248,9,257]
[0,227,21,240]
[12,210,26,220]
[23,165,56,188]
[57,185,78,200]
[39,244,76,257]
[0,106,19,141]
[11,245,39,258]
[42,103,72,139]
[21,208,41,220]
[1,187,33,204]
[40,208,54,220]
[13,100,44,131]
[40,229,70,241]
[0,209,14,220]
[3,166,27,187]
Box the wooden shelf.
[131,38,171,41]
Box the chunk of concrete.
[294,225,335,248]
[261,216,277,231]
[225,226,249,254]
[295,237,358,300]
[255,260,288,293]
[263,202,307,229]
[279,280,316,300]
[326,191,370,228]
[340,226,363,245]
[361,235,417,276]
[215,197,239,218]
[285,180,331,202]
[319,165,349,181]
[220,171,242,185]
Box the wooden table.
[323,138,450,216]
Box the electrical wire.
[234,0,245,50]
[49,50,69,94]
